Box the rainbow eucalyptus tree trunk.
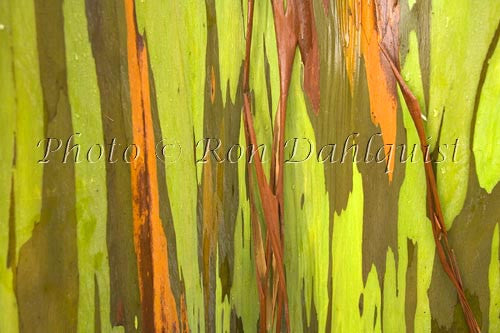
[0,0,499,332]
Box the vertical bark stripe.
[361,0,398,181]
[124,0,179,331]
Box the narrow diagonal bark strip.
[249,171,268,333]
[243,1,289,330]
[124,0,180,331]
[270,1,320,329]
[243,0,322,331]
[379,44,480,333]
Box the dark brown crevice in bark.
[85,0,140,330]
[7,176,16,269]
[471,20,500,146]
[94,275,102,333]
[7,132,16,269]
[16,0,79,332]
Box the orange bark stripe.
[210,66,216,104]
[361,0,398,181]
[124,0,180,331]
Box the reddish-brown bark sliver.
[379,42,481,333]
[242,0,323,331]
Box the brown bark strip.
[16,0,79,330]
[7,176,16,268]
[201,158,220,328]
[242,0,321,331]
[338,0,361,91]
[243,0,287,331]
[85,0,141,328]
[379,44,481,333]
[249,174,268,333]
[124,0,180,331]
[270,1,320,329]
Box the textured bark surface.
[0,0,499,332]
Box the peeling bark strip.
[338,0,361,91]
[371,1,479,330]
[271,0,320,116]
[242,0,321,331]
[361,0,399,181]
[243,1,287,331]
[124,0,179,331]
[379,44,481,333]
